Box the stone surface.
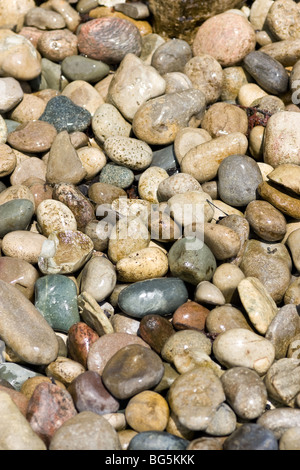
[128,430,188,450]
[200,102,248,138]
[243,51,289,95]
[139,315,175,354]
[102,344,164,399]
[61,55,109,83]
[264,358,300,407]
[263,112,300,167]
[223,423,278,450]
[266,0,300,41]
[172,301,209,332]
[39,96,91,134]
[104,136,153,171]
[79,255,116,303]
[2,231,47,264]
[257,409,300,439]
[245,200,287,242]
[125,391,169,432]
[7,120,57,154]
[0,77,24,114]
[0,199,34,238]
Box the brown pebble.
[67,322,99,368]
[139,315,175,354]
[7,121,57,153]
[37,29,78,63]
[172,301,210,332]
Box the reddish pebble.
[139,315,175,354]
[172,301,210,331]
[77,17,142,64]
[67,322,99,368]
[26,382,77,447]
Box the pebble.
[10,157,46,186]
[92,103,131,144]
[221,66,249,102]
[223,423,278,450]
[279,427,300,450]
[257,408,300,440]
[125,391,169,433]
[61,80,104,116]
[245,200,287,242]
[268,163,300,195]
[194,281,226,306]
[1,230,46,264]
[39,96,91,134]
[151,39,192,75]
[161,329,212,365]
[77,146,106,180]
[184,54,223,105]
[102,344,164,399]
[266,0,300,41]
[264,357,300,407]
[139,315,175,354]
[172,301,209,332]
[79,255,117,302]
[0,199,34,238]
[49,411,121,450]
[192,12,256,67]
[0,256,39,300]
[61,55,109,83]
[7,120,57,154]
[243,51,289,95]
[0,77,24,114]
[25,7,66,30]
[128,431,188,451]
[45,356,85,386]
[174,128,212,165]
[212,263,245,303]
[116,247,168,283]
[99,163,134,189]
[104,136,153,171]
[201,102,248,138]
[36,199,77,237]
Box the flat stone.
[223,423,278,450]
[39,96,91,133]
[7,120,57,153]
[0,280,59,365]
[0,391,46,450]
[67,370,119,415]
[161,329,212,365]
[266,304,300,359]
[87,332,150,375]
[221,367,268,420]
[201,102,248,138]
[118,277,189,318]
[168,367,225,431]
[49,411,121,450]
[128,431,188,450]
[35,274,80,334]
[268,163,300,195]
[0,199,34,238]
[61,55,110,83]
[104,136,153,171]
[213,328,275,376]
[192,12,256,67]
[102,344,164,399]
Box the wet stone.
[0,199,34,238]
[61,55,110,83]
[39,96,92,133]
[139,315,175,354]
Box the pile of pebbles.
[2,0,300,451]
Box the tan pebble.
[89,183,126,206]
[248,125,264,160]
[0,184,34,206]
[183,54,223,104]
[237,277,278,335]
[104,136,153,171]
[213,328,275,376]
[2,231,47,264]
[37,28,78,62]
[284,278,300,305]
[201,102,248,138]
[263,112,300,167]
[108,216,150,264]
[245,200,287,242]
[125,391,169,433]
[76,146,106,180]
[102,412,126,431]
[0,144,16,177]
[38,230,94,275]
[9,93,46,123]
[167,191,214,228]
[157,172,202,202]
[49,0,81,32]
[45,356,85,386]
[280,427,300,450]
[286,228,300,272]
[194,281,226,306]
[268,163,300,195]
[181,133,248,183]
[266,0,300,41]
[162,71,192,94]
[238,83,268,107]
[117,430,138,450]
[212,263,245,303]
[10,157,46,186]
[166,412,195,440]
[84,219,112,252]
[77,291,114,337]
[36,199,77,236]
[202,223,241,261]
[69,131,89,150]
[221,66,250,102]
[62,80,104,116]
[111,197,151,220]
[257,181,300,220]
[25,6,66,30]
[138,166,168,203]
[20,376,66,400]
[18,25,44,48]
[282,219,300,244]
[257,162,274,181]
[116,247,168,282]
[205,304,253,335]
[94,73,114,101]
[174,127,212,164]
[111,313,140,335]
[92,103,131,144]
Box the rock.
[104,136,153,171]
[139,315,175,354]
[10,157,46,186]
[264,358,300,407]
[223,423,278,450]
[213,328,275,376]
[102,344,164,399]
[118,277,188,318]
[0,280,58,365]
[151,39,192,75]
[212,263,245,303]
[0,143,16,177]
[77,146,106,180]
[268,163,300,195]
[37,28,78,63]
[168,367,225,431]
[0,77,24,114]
[61,55,109,83]
[0,391,46,450]
[172,301,209,332]
[263,112,300,167]
[61,80,104,116]
[0,256,39,300]
[194,281,226,306]
[221,66,249,102]
[92,103,131,144]
[77,291,114,337]
[184,54,223,105]
[201,103,248,138]
[266,0,300,41]
[116,247,168,283]
[49,411,121,450]
[202,223,242,261]
[138,166,168,204]
[257,408,300,439]
[0,0,35,31]
[181,133,248,183]
[21,376,65,400]
[161,329,212,365]
[36,199,77,237]
[0,199,34,238]
[192,12,256,67]
[168,238,217,285]
[258,181,300,221]
[128,430,188,450]
[87,332,150,375]
[26,382,77,447]
[2,231,47,264]
[79,255,117,302]
[157,172,202,202]
[279,427,300,450]
[39,96,91,134]
[35,274,80,333]
[243,51,289,95]
[132,89,206,146]
[125,391,169,432]
[67,322,99,368]
[218,155,262,207]
[237,277,278,335]
[25,7,66,30]
[265,304,300,360]
[68,370,119,415]
[174,128,212,165]
[77,17,142,64]
[187,437,223,451]
[0,30,41,81]
[45,356,85,386]
[7,120,57,154]
[245,200,287,242]
[221,367,268,420]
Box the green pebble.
[99,163,135,189]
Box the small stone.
[77,17,142,64]
[194,281,226,306]
[213,328,275,376]
[40,96,91,134]
[125,391,169,433]
[0,256,39,300]
[116,247,169,283]
[257,408,300,439]
[157,172,201,202]
[25,7,66,30]
[87,332,150,375]
[61,55,110,83]
[49,411,121,450]
[268,163,300,195]
[184,55,223,105]
[10,157,46,186]
[67,371,119,415]
[163,71,193,94]
[174,128,212,165]
[139,315,175,354]
[243,51,289,95]
[61,80,104,116]
[99,163,134,189]
[26,382,77,446]
[7,120,57,154]
[266,0,300,41]
[2,231,47,264]
[151,39,192,75]
[0,385,29,416]
[104,136,153,171]
[279,427,300,450]
[221,367,268,420]
[0,199,34,238]
[221,66,249,102]
[118,277,188,319]
[77,291,114,337]
[172,301,209,332]
[223,423,278,450]
[20,376,65,400]
[0,77,24,114]
[161,329,212,366]
[0,143,16,178]
[264,358,300,407]
[138,166,169,204]
[45,356,85,386]
[263,112,300,167]
[37,28,78,63]
[245,200,287,242]
[202,223,241,261]
[187,437,223,451]
[35,274,80,334]
[92,103,131,144]
[128,431,188,451]
[79,255,117,302]
[192,12,256,67]
[36,199,77,237]
[102,344,164,400]
[201,102,248,138]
